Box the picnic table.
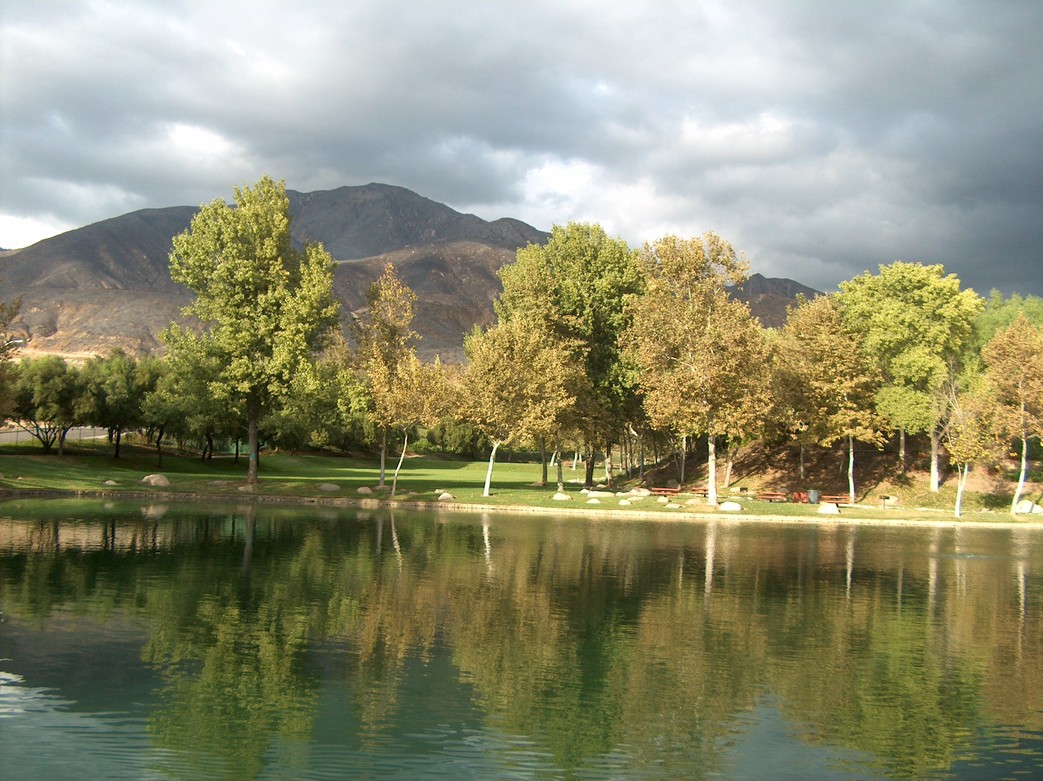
[820,494,850,504]
[756,491,788,502]
[649,486,680,496]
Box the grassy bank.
[0,440,1038,525]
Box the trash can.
[808,489,821,504]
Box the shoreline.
[2,486,1042,531]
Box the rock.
[104,479,119,486]
[552,492,571,501]
[818,502,841,515]
[586,498,601,504]
[589,490,614,498]
[665,502,682,509]
[629,487,652,497]
[318,483,341,492]
[657,496,670,504]
[357,486,373,495]
[1015,499,1043,515]
[437,492,455,501]
[882,495,899,507]
[619,499,632,507]
[719,501,743,512]
[140,474,170,487]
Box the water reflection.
[1,501,1041,780]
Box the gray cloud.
[2,0,1041,296]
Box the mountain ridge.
[0,184,816,358]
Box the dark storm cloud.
[2,0,1041,295]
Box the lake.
[1,499,1041,780]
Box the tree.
[972,290,1043,354]
[496,223,642,486]
[778,294,883,503]
[838,262,983,490]
[352,263,419,488]
[80,349,146,458]
[944,376,1001,517]
[0,296,22,419]
[462,319,578,497]
[625,233,771,504]
[385,354,455,497]
[11,356,83,453]
[166,175,339,485]
[982,314,1043,514]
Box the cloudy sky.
[2,0,1041,295]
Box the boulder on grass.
[552,492,571,501]
[818,502,840,515]
[140,474,170,487]
[719,501,743,512]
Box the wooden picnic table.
[648,486,680,496]
[756,491,788,502]
[820,494,850,504]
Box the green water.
[0,500,1041,780]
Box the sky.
[2,0,1041,295]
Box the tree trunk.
[584,445,596,487]
[539,436,548,486]
[604,442,612,486]
[378,427,388,487]
[483,440,502,497]
[391,429,408,497]
[247,397,260,485]
[114,428,122,459]
[954,462,970,517]
[899,427,907,472]
[847,434,856,503]
[155,425,164,468]
[799,442,806,481]
[556,449,565,492]
[678,434,687,485]
[707,413,718,505]
[1012,432,1028,515]
[929,428,941,492]
[58,428,68,457]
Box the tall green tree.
[982,314,1043,514]
[837,261,983,490]
[496,223,642,486]
[625,233,771,504]
[778,294,883,502]
[166,175,339,484]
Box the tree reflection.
[0,508,1041,778]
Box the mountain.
[0,184,814,359]
[731,273,821,328]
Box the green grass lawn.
[0,439,1035,524]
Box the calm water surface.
[0,499,1041,780]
